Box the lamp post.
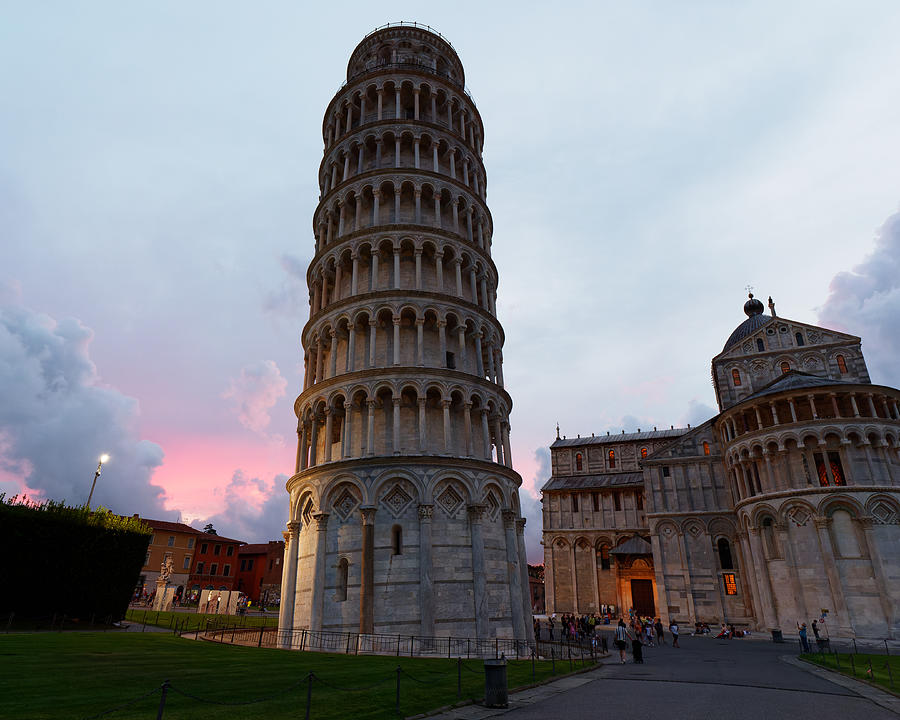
[86,454,110,509]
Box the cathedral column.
[354,194,362,231]
[850,394,861,418]
[813,516,853,635]
[393,248,401,288]
[435,250,444,291]
[370,250,379,291]
[788,399,798,423]
[350,252,359,295]
[468,504,489,638]
[359,94,366,126]
[315,343,325,384]
[457,326,467,370]
[299,422,309,471]
[449,150,455,178]
[516,519,535,642]
[394,137,401,168]
[502,510,527,641]
[649,532,669,625]
[347,325,356,372]
[328,330,338,379]
[452,198,460,232]
[480,276,489,311]
[372,190,380,225]
[359,507,376,634]
[416,318,425,366]
[469,267,477,303]
[762,450,776,491]
[333,263,343,302]
[366,400,376,456]
[368,320,377,368]
[294,421,303,474]
[438,320,447,365]
[432,142,439,173]
[675,530,696,623]
[502,422,513,468]
[473,333,485,377]
[543,540,555,615]
[414,249,423,289]
[746,528,777,629]
[278,522,300,638]
[776,522,808,621]
[495,350,504,386]
[309,513,329,632]
[454,257,463,297]
[493,416,505,465]
[418,504,435,637]
[414,138,420,168]
[376,87,383,120]
[323,408,334,463]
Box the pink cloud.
[222,360,288,437]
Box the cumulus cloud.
[223,360,287,438]
[195,469,289,543]
[0,293,172,516]
[681,399,718,427]
[520,447,549,564]
[819,207,900,387]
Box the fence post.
[396,666,402,716]
[551,648,556,675]
[305,673,313,720]
[397,634,401,656]
[156,680,170,720]
[885,640,891,657]
[410,635,414,657]
[258,627,265,648]
[457,657,462,698]
[853,638,858,655]
[532,650,535,682]
[886,656,894,687]
[850,653,856,677]
[495,638,499,659]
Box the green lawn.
[124,608,278,632]
[803,652,900,695]
[1,633,589,719]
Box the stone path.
[427,634,899,719]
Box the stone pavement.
[427,634,899,719]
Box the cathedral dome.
[723,293,772,351]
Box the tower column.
[308,513,329,632]
[468,504,489,639]
[516,519,535,642]
[359,507,376,634]
[366,400,376,456]
[418,504,435,636]
[502,510,527,641]
[277,522,300,640]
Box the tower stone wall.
[279,24,532,643]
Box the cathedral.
[542,294,900,639]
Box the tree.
[203,523,217,535]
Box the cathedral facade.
[278,24,532,643]
[543,295,900,638]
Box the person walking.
[798,622,810,653]
[654,617,665,645]
[670,620,680,648]
[615,619,630,664]
[811,620,820,642]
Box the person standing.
[548,615,555,640]
[670,620,680,648]
[615,619,630,664]
[654,617,665,645]
[798,623,810,653]
[811,620,820,642]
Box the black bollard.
[156,680,170,720]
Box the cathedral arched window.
[717,538,734,569]
[703,441,710,456]
[732,369,742,386]
[391,525,403,555]
[575,452,583,471]
[608,450,616,468]
[640,447,648,459]
[836,355,848,374]
[598,545,611,570]
[756,339,765,352]
[337,558,349,601]
[779,361,789,374]
[795,332,805,347]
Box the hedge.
[0,495,151,620]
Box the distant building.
[259,540,285,608]
[543,295,900,638]
[188,533,245,592]
[234,540,285,604]
[133,516,203,599]
[527,565,545,615]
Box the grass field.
[124,608,278,632]
[1,633,587,719]
[803,652,900,695]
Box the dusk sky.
[3,2,900,561]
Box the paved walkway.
[428,634,899,719]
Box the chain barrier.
[167,672,311,706]
[80,685,162,720]
[309,672,396,693]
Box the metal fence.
[798,635,899,689]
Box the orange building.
[235,540,285,604]
[187,533,245,592]
[133,516,204,600]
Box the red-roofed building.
[188,532,246,592]
[235,541,285,604]
[132,516,204,600]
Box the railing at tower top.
[360,22,459,54]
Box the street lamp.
[86,454,110,509]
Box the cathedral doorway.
[630,579,655,617]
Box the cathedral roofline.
[541,471,645,493]
[550,428,687,448]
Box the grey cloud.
[195,470,289,543]
[819,208,900,387]
[0,296,173,517]
[520,447,549,564]
[263,254,309,316]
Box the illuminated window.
[723,573,737,596]
[703,441,710,456]
[795,332,805,346]
[781,361,790,374]
[640,447,648,459]
[836,355,848,374]
[391,525,403,555]
[756,339,764,352]
[717,538,734,569]
[608,450,616,468]
[337,558,348,601]
[732,369,742,386]
[575,452,583,471]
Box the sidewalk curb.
[785,655,900,716]
[406,660,604,719]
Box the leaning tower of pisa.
[278,23,533,643]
